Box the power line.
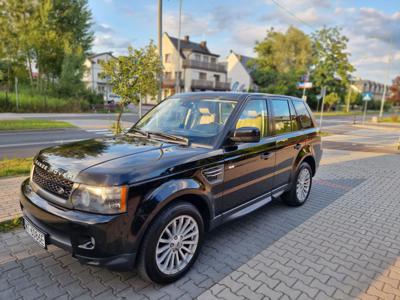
[270,0,318,31]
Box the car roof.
[175,92,301,102]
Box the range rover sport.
[20,92,322,284]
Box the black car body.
[20,92,322,283]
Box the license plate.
[24,218,46,249]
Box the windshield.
[132,97,237,146]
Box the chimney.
[184,35,189,42]
[200,41,207,48]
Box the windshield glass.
[132,97,237,146]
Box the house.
[352,78,386,101]
[226,51,258,92]
[83,52,115,100]
[161,33,230,98]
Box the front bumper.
[20,178,136,270]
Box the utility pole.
[175,0,183,94]
[157,0,163,103]
[378,35,393,119]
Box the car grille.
[32,165,74,199]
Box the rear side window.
[271,99,291,135]
[293,100,313,129]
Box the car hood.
[35,135,210,186]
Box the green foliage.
[100,42,163,133]
[0,218,23,233]
[0,85,100,113]
[0,0,93,91]
[324,92,340,111]
[57,47,86,97]
[250,26,312,97]
[311,27,355,99]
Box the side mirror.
[230,127,260,143]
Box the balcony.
[191,79,214,90]
[214,81,231,91]
[162,78,184,88]
[183,59,226,73]
[191,80,231,91]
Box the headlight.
[71,184,127,214]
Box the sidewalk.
[0,176,25,223]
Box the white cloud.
[164,11,215,38]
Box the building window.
[175,71,182,79]
[165,72,172,79]
[195,54,201,61]
[214,74,220,82]
[165,54,171,63]
[211,57,216,63]
[199,72,207,80]
[203,56,209,63]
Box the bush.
[0,85,102,113]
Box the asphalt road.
[0,112,395,159]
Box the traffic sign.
[362,92,373,101]
[297,82,313,89]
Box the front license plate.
[24,218,46,249]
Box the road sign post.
[362,92,372,124]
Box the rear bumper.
[20,178,137,270]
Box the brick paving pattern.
[0,176,24,223]
[0,149,399,299]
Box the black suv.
[20,92,322,283]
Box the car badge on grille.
[34,160,48,171]
[56,187,65,195]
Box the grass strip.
[0,119,75,131]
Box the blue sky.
[89,0,399,83]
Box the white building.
[83,52,115,99]
[161,33,230,98]
[226,51,257,92]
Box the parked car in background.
[20,92,322,284]
[104,93,121,104]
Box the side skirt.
[209,184,288,230]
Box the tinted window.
[236,100,268,137]
[271,99,291,135]
[293,100,313,128]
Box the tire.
[137,202,204,284]
[281,162,312,206]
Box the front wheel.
[282,162,312,206]
[137,202,204,284]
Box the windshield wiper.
[127,127,149,138]
[148,131,189,146]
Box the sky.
[88,0,399,84]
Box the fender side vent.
[202,165,224,184]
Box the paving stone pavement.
[0,176,24,223]
[0,149,399,299]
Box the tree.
[389,76,400,106]
[311,27,355,100]
[0,0,93,89]
[100,42,163,133]
[324,92,340,111]
[250,26,313,96]
[57,46,86,97]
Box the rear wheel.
[282,162,312,206]
[137,202,204,284]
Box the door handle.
[294,143,301,150]
[261,152,274,160]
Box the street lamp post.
[175,0,183,94]
[157,0,163,103]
